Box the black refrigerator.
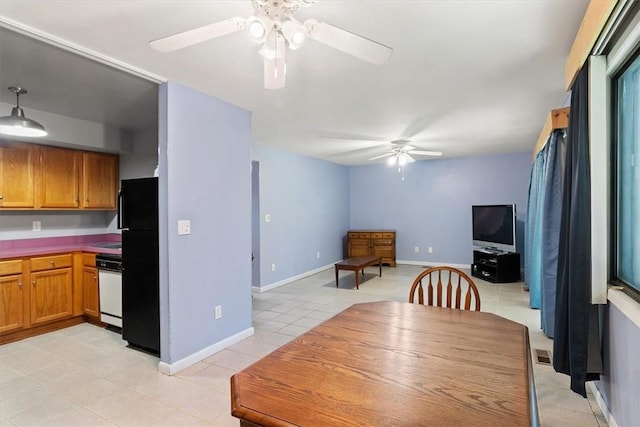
[118,177,160,355]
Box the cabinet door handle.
[93,275,97,280]
[50,260,55,266]
[32,280,36,286]
[18,281,22,287]
[86,198,90,202]
[0,195,3,200]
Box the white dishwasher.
[96,254,123,328]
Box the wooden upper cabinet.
[0,143,35,208]
[38,146,80,208]
[0,142,119,210]
[82,152,118,209]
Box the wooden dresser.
[347,230,396,267]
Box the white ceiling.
[0,1,587,166]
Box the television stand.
[471,250,520,283]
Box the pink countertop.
[0,234,122,259]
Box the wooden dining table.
[231,301,539,426]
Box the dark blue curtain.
[553,64,601,397]
[540,130,565,337]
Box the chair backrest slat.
[409,266,481,312]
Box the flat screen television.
[472,204,516,253]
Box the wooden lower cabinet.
[82,253,99,320]
[0,253,86,344]
[30,267,73,325]
[347,230,396,267]
[0,259,25,334]
[82,267,99,318]
[0,273,25,334]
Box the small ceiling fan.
[149,0,393,89]
[369,140,443,166]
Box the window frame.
[609,48,640,302]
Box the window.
[612,51,640,297]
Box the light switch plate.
[178,220,191,235]
[265,214,271,223]
[32,221,41,232]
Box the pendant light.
[0,87,47,137]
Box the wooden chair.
[408,266,481,311]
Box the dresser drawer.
[350,238,370,247]
[373,239,394,246]
[30,254,73,271]
[382,232,395,239]
[0,259,23,276]
[348,232,369,239]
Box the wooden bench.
[334,256,382,289]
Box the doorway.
[251,161,260,288]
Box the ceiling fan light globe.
[387,156,397,166]
[249,21,266,39]
[292,30,306,44]
[247,16,272,43]
[259,46,276,60]
[282,19,306,49]
[398,155,408,166]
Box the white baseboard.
[158,327,254,375]
[254,261,473,292]
[397,260,470,270]
[253,263,335,292]
[588,382,619,427]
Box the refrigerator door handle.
[117,189,129,230]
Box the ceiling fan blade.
[368,152,395,161]
[305,20,392,65]
[264,54,286,89]
[405,154,416,163]
[409,150,444,157]
[150,17,245,53]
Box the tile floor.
[1,264,607,426]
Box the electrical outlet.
[414,246,419,253]
[271,263,276,271]
[428,247,433,253]
[316,251,320,258]
[215,305,222,319]
[32,221,41,232]
[178,220,191,235]
[265,214,271,223]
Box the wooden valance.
[532,107,570,160]
[565,0,618,89]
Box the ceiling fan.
[149,0,393,89]
[368,140,443,166]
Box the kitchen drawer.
[83,253,96,266]
[30,254,73,271]
[0,259,22,276]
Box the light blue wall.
[252,143,350,286]
[159,82,252,363]
[596,303,640,427]
[349,152,531,265]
